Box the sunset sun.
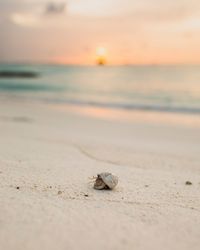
[96,47,107,65]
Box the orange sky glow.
[0,0,200,65]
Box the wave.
[46,98,200,115]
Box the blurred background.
[0,0,200,116]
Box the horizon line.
[0,61,200,67]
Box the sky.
[0,0,200,65]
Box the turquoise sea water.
[0,64,200,114]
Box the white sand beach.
[0,98,200,250]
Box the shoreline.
[52,103,200,128]
[1,94,200,128]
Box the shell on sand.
[94,172,118,190]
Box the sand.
[0,98,200,250]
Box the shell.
[94,172,118,190]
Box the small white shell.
[94,172,118,190]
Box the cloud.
[45,2,67,15]
[10,12,39,27]
[7,1,67,27]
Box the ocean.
[0,64,200,114]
